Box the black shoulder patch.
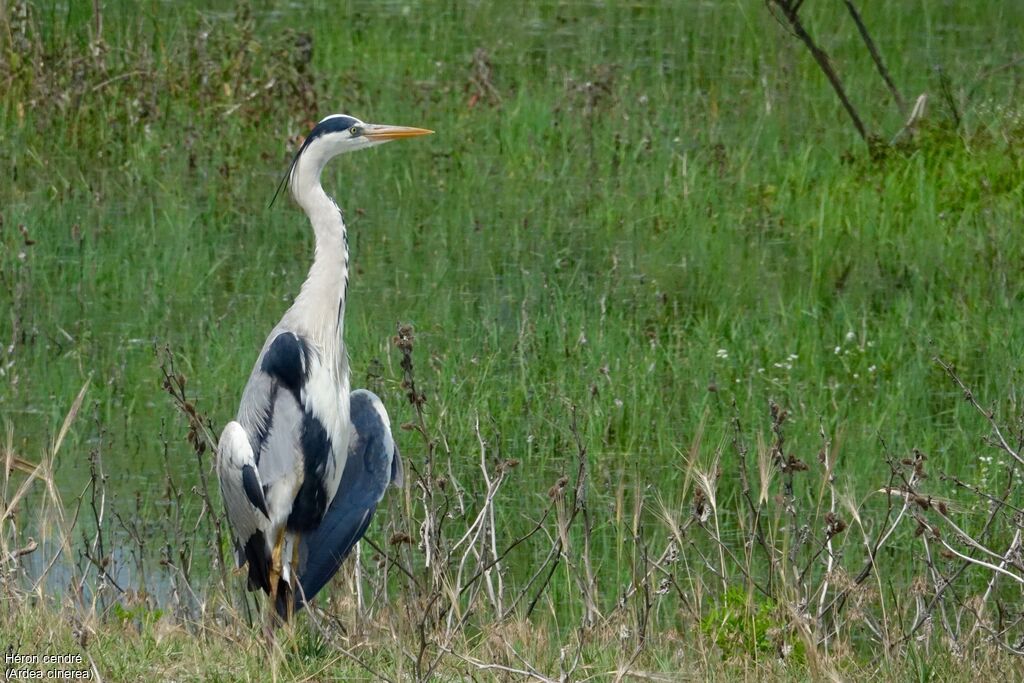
[287,411,333,532]
[241,464,269,518]
[261,333,310,397]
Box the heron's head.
[278,114,432,204]
[301,114,433,157]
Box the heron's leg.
[268,527,286,604]
[287,532,301,621]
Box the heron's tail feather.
[243,531,271,593]
[273,575,294,621]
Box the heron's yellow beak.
[362,124,434,141]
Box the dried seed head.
[393,323,416,352]
[665,541,679,564]
[548,475,569,499]
[912,448,928,479]
[495,459,518,474]
[787,455,808,472]
[389,532,413,546]
[693,488,709,523]
[770,401,788,426]
[825,511,847,537]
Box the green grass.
[3,0,1024,679]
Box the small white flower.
[868,365,877,373]
[845,331,856,342]
[716,348,728,359]
[834,346,841,355]
[788,353,798,361]
[757,367,765,373]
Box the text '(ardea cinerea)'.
[215,115,429,619]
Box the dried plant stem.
[842,0,905,111]
[767,0,870,143]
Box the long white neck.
[283,153,349,361]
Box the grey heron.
[216,114,428,618]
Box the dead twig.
[766,0,870,143]
[842,0,905,111]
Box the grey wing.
[283,389,402,615]
[216,421,270,577]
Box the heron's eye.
[350,126,363,137]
